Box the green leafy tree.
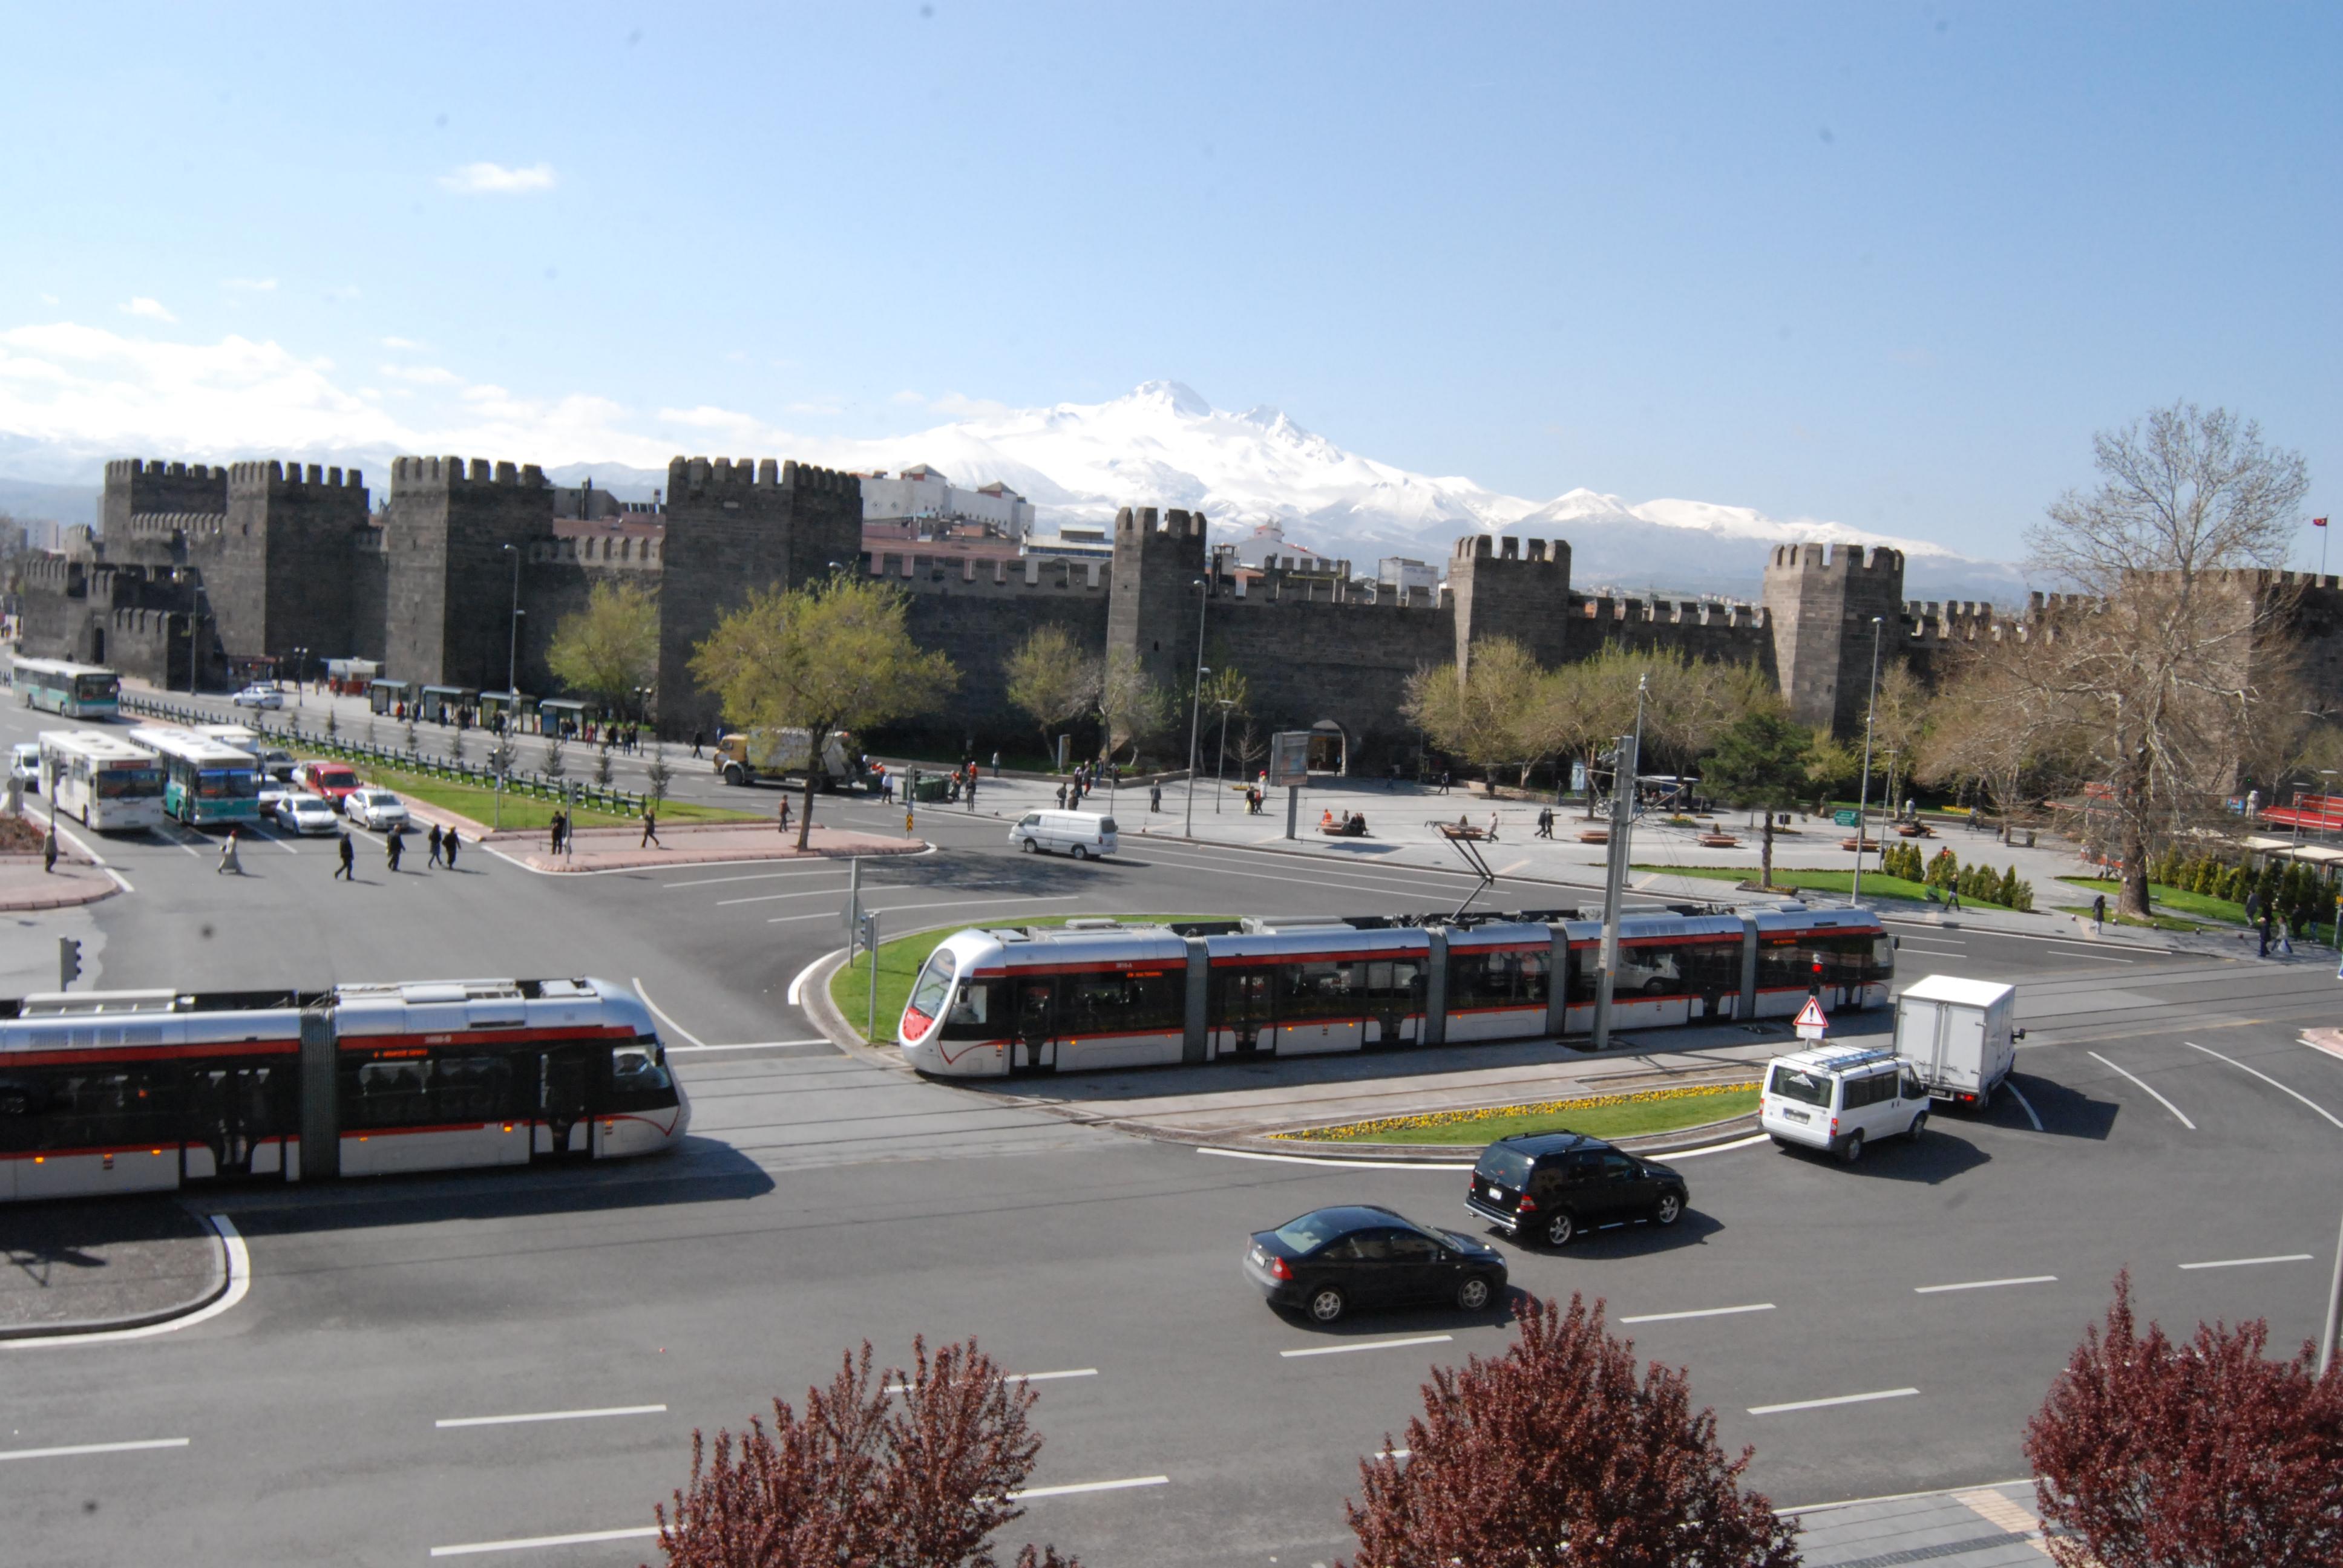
[1096,649,1168,766]
[692,574,958,849]
[546,580,660,716]
[1701,707,1813,890]
[1002,625,1101,765]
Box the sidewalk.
[1784,1480,2057,1566]
[0,843,118,912]
[0,1200,226,1339]
[489,820,928,873]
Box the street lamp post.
[1851,615,1884,908]
[1182,575,1210,838]
[500,544,522,698]
[1591,675,1649,1051]
[1214,697,1236,814]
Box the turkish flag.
[2318,517,2330,528]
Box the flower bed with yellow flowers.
[1277,1080,1759,1146]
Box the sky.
[1,2,2336,564]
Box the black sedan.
[1244,1204,1507,1324]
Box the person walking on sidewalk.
[216,826,244,875]
[444,829,460,870]
[2258,909,2273,958]
[427,823,444,867]
[641,806,662,849]
[335,830,355,881]
[690,730,704,759]
[2091,892,2106,934]
[385,826,404,874]
[1150,783,1162,813]
[777,795,791,835]
[42,832,56,875]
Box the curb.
[0,1209,229,1341]
[1235,1111,1763,1165]
[0,876,119,913]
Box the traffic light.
[58,936,80,990]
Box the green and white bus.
[128,725,262,827]
[38,730,166,833]
[11,658,121,719]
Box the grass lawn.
[346,759,762,832]
[2056,877,2334,943]
[831,913,1231,1041]
[2050,903,2210,935]
[1637,864,2025,910]
[1285,1083,1760,1145]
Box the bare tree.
[1003,626,1103,762]
[1947,403,2313,916]
[1095,650,1168,766]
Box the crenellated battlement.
[126,510,231,540]
[529,534,664,570]
[1575,594,1769,630]
[229,460,366,493]
[1452,534,1566,567]
[1768,541,1905,578]
[105,459,226,487]
[390,456,547,489]
[877,553,1110,596]
[665,456,860,496]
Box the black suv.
[1465,1131,1689,1248]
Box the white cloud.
[892,389,928,405]
[119,297,176,322]
[380,336,424,350]
[223,278,277,293]
[378,362,462,385]
[658,404,772,436]
[441,162,557,195]
[929,391,1011,419]
[787,398,845,416]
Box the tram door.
[1012,980,1057,1073]
[537,1044,593,1157]
[183,1065,267,1178]
[1219,970,1272,1056]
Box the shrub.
[1340,1295,1798,1568]
[2024,1273,2343,1568]
[654,1337,1079,1568]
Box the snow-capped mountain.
[0,377,2024,602]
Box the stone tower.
[654,456,863,740]
[381,457,552,690]
[220,461,372,662]
[1106,506,1210,697]
[1448,535,1572,673]
[1760,543,1906,735]
[100,459,227,541]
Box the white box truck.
[1893,975,2022,1109]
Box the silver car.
[277,792,341,835]
[342,788,410,833]
[232,682,284,710]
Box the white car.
[232,682,284,710]
[277,791,341,835]
[342,788,410,833]
[1008,810,1118,860]
[257,780,294,821]
[9,742,39,793]
[1759,1044,1930,1163]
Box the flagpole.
[2320,517,2328,580]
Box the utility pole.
[1591,675,1648,1051]
[1851,615,1884,908]
[2321,1197,2343,1379]
[1182,574,1210,838]
[500,543,523,698]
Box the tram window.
[938,979,1004,1040]
[1278,961,1361,1022]
[1449,949,1550,1008]
[1063,970,1181,1034]
[1617,943,1686,998]
[1567,949,1599,1004]
[345,1052,516,1129]
[0,1078,35,1152]
[183,1063,299,1140]
[23,1069,175,1151]
[906,953,955,1031]
[607,1040,680,1111]
[1212,969,1273,1025]
[1679,939,1742,995]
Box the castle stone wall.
[383,457,552,690]
[1761,543,1906,731]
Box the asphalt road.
[7,702,2342,1567]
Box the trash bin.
[912,774,951,803]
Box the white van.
[1893,975,2020,1109]
[1759,1044,1930,1163]
[1009,810,1118,860]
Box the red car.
[291,760,362,812]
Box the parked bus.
[0,976,689,1202]
[11,657,121,719]
[900,903,1893,1077]
[128,725,263,827]
[36,730,166,833]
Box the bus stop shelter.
[537,697,592,737]
[418,685,477,725]
[479,690,536,730]
[367,679,416,716]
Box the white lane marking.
[664,867,851,890]
[1748,1387,1919,1416]
[430,1525,660,1557]
[773,911,850,925]
[2059,952,2138,964]
[0,1436,190,1462]
[1009,1474,1170,1500]
[2086,1051,2196,1129]
[1006,1368,1097,1383]
[10,1214,249,1348]
[2178,1253,2314,1270]
[1620,1302,1775,1324]
[2183,1041,2343,1130]
[867,895,1090,914]
[436,1403,667,1429]
[630,978,707,1051]
[1201,1146,1476,1172]
[666,1039,831,1054]
[2006,1081,2044,1132]
[1281,1334,1453,1359]
[1895,944,1967,956]
[1660,1132,1771,1158]
[1913,1275,2057,1295]
[718,886,850,907]
[785,953,834,1005]
[1380,1447,1411,1460]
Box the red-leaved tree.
[1340,1294,1800,1568]
[2024,1272,2343,1568]
[653,1337,1079,1568]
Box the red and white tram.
[900,903,1893,1077]
[0,976,687,1202]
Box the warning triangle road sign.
[1792,997,1829,1032]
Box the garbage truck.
[1891,974,2022,1108]
[711,728,865,791]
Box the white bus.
[11,657,121,719]
[38,730,166,833]
[128,725,263,827]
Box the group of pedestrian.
[1533,806,1556,838]
[548,809,571,857]
[319,819,458,881]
